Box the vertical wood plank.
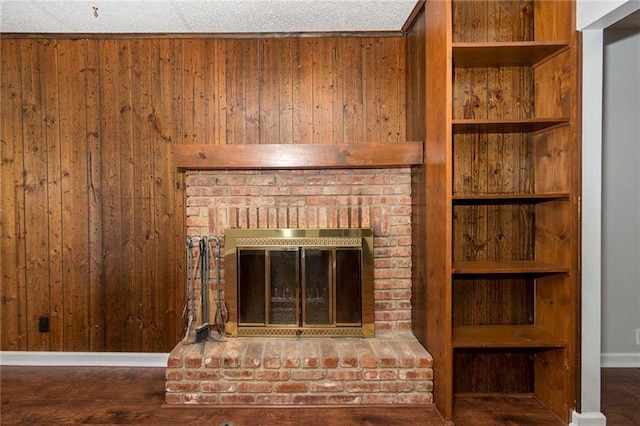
[259,39,280,144]
[41,40,64,351]
[342,38,365,144]
[293,38,313,144]
[58,39,91,351]
[215,40,227,145]
[0,39,28,350]
[312,39,334,143]
[225,40,242,145]
[84,39,105,351]
[130,40,156,351]
[182,40,206,144]
[245,40,260,144]
[380,38,402,142]
[203,39,217,146]
[364,38,381,142]
[117,40,137,351]
[21,39,51,351]
[98,39,125,351]
[278,39,294,144]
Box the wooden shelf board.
[453,325,567,349]
[452,118,569,134]
[452,260,569,275]
[452,41,569,67]
[453,193,570,204]
[172,142,424,170]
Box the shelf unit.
[410,0,580,423]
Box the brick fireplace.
[165,166,433,406]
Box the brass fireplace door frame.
[224,228,374,338]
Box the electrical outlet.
[38,316,50,333]
[636,329,640,346]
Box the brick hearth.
[166,332,433,405]
[166,167,434,406]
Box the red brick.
[335,341,358,368]
[282,341,300,368]
[398,370,433,380]
[184,348,203,368]
[415,381,434,392]
[345,382,381,393]
[369,340,398,368]
[328,395,363,404]
[309,381,344,393]
[363,394,399,404]
[319,340,339,368]
[164,393,183,404]
[237,382,272,393]
[165,369,183,380]
[290,370,325,381]
[219,394,256,405]
[167,343,186,368]
[273,382,308,393]
[263,340,282,369]
[291,395,327,405]
[392,341,416,368]
[396,321,412,330]
[184,369,220,380]
[231,187,260,196]
[201,381,237,393]
[203,340,230,368]
[398,394,433,405]
[327,370,362,381]
[363,370,398,381]
[380,381,415,392]
[246,176,276,186]
[353,341,378,368]
[221,369,254,380]
[256,395,290,405]
[242,340,264,368]
[183,393,219,404]
[165,381,199,392]
[375,322,393,331]
[221,339,246,368]
[403,339,434,367]
[255,370,290,381]
[300,341,320,368]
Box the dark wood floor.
[1,366,637,425]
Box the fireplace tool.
[209,236,228,340]
[183,236,228,344]
[182,237,198,343]
[195,238,211,343]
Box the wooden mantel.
[172,142,424,170]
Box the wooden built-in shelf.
[172,142,424,170]
[453,325,567,349]
[452,41,569,67]
[452,260,569,275]
[452,118,569,134]
[452,193,570,204]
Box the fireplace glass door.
[238,248,362,329]
[226,228,374,337]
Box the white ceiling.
[0,0,420,34]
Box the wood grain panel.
[20,39,51,351]
[0,36,407,352]
[1,39,28,351]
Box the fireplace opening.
[225,228,374,337]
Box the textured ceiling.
[0,0,420,34]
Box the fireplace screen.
[225,228,374,337]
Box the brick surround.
[166,167,434,406]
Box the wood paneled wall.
[0,37,406,352]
